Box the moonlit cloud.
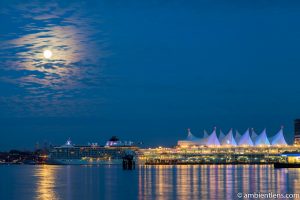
[0,1,109,117]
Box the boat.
[274,152,300,168]
[47,137,138,165]
[274,163,300,168]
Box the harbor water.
[0,165,299,200]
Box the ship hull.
[47,159,123,165]
[274,163,300,168]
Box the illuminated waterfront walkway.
[139,145,300,165]
[139,127,300,165]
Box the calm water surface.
[0,165,299,200]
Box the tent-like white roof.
[238,129,254,146]
[203,130,209,138]
[270,127,287,146]
[219,130,225,141]
[186,128,200,141]
[177,129,201,146]
[178,126,289,147]
[206,128,220,146]
[235,130,241,144]
[177,129,205,145]
[254,129,270,146]
[251,128,258,141]
[221,129,237,146]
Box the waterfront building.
[281,153,300,164]
[203,130,209,138]
[235,130,241,144]
[254,129,270,146]
[238,129,254,146]
[270,127,287,145]
[205,128,221,146]
[140,127,295,165]
[220,129,237,146]
[178,127,287,147]
[178,128,222,147]
[219,130,226,142]
[251,128,258,141]
[176,129,201,146]
[274,152,300,168]
[139,145,300,165]
[186,128,200,142]
[295,119,300,145]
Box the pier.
[122,155,135,170]
[139,146,300,165]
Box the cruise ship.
[47,137,138,165]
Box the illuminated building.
[295,119,300,145]
[139,127,298,165]
[178,127,287,147]
[48,138,137,165]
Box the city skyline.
[1,0,300,150]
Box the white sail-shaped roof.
[178,126,289,147]
[238,129,254,146]
[251,128,258,141]
[186,129,199,141]
[221,129,237,146]
[177,129,201,146]
[271,127,287,146]
[203,130,209,138]
[206,128,220,146]
[219,130,225,141]
[254,129,270,146]
[235,130,241,144]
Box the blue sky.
[0,0,300,149]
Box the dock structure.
[138,127,300,165]
[123,155,136,170]
[138,145,300,165]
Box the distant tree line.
[0,149,49,164]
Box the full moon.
[43,50,52,59]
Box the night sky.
[0,0,300,150]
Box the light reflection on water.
[34,165,60,200]
[0,165,299,200]
[138,165,298,200]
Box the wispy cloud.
[0,1,109,117]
